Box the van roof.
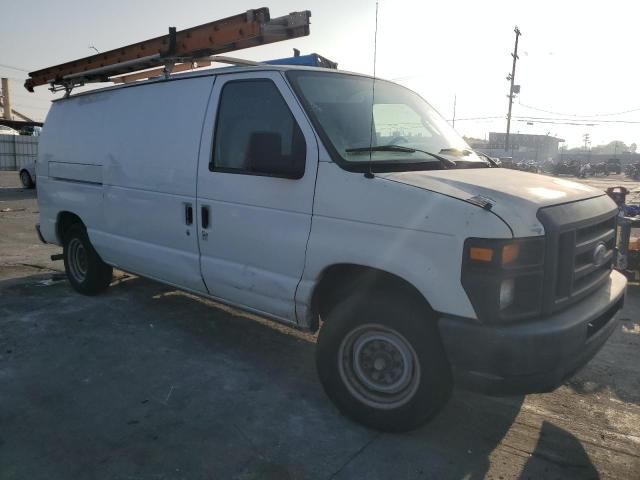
[54,64,373,102]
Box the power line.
[0,63,30,73]
[516,115,640,124]
[449,116,504,121]
[517,101,640,118]
[450,115,640,125]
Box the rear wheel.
[316,291,453,432]
[63,224,112,295]
[20,170,34,189]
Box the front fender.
[295,163,513,327]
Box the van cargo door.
[97,77,214,293]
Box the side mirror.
[246,132,304,179]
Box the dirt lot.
[1,171,639,479]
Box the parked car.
[0,125,20,135]
[499,156,515,169]
[35,65,627,432]
[592,162,610,176]
[607,158,622,174]
[553,160,580,176]
[625,162,640,180]
[474,151,501,167]
[578,162,593,178]
[19,161,36,189]
[19,125,43,136]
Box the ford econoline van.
[35,65,626,431]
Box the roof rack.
[265,50,337,69]
[24,8,311,95]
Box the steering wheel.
[387,136,409,145]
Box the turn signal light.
[469,247,493,262]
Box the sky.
[2,0,639,148]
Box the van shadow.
[0,186,36,201]
[518,421,600,480]
[0,274,598,479]
[105,276,530,479]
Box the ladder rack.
[24,8,311,94]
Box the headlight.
[462,237,545,323]
[499,279,515,310]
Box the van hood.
[379,168,607,237]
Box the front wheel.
[63,224,113,295]
[316,292,452,432]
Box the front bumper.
[439,269,627,395]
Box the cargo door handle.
[185,203,193,225]
[201,206,210,229]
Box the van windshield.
[286,71,489,171]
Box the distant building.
[485,132,564,161]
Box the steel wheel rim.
[338,324,420,410]
[67,238,88,282]
[20,171,30,186]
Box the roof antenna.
[364,0,379,179]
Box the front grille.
[538,196,618,314]
[556,217,615,301]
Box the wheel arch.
[307,263,435,332]
[56,211,85,243]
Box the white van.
[35,65,626,432]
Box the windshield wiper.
[346,144,415,153]
[345,144,456,169]
[439,147,473,156]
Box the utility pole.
[505,26,522,152]
[583,133,591,165]
[1,78,12,120]
[452,95,457,128]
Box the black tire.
[20,170,34,189]
[63,224,112,295]
[316,291,453,432]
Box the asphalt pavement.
[1,171,639,479]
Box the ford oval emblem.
[592,242,607,267]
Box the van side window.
[211,79,306,179]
